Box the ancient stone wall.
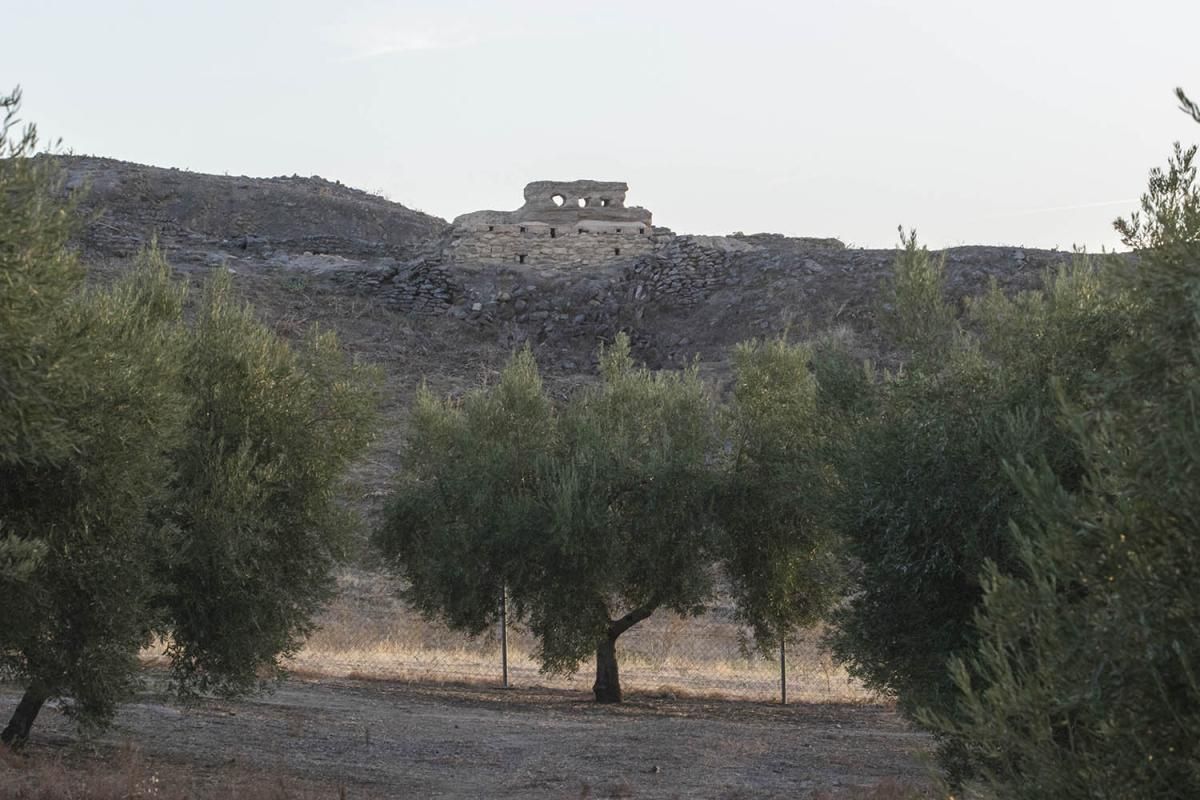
[329,249,462,314]
[445,180,657,267]
[624,236,752,308]
[445,223,657,266]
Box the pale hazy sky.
[4,1,1198,248]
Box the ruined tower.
[446,180,657,267]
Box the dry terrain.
[0,678,932,799]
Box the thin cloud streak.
[339,33,482,62]
[330,17,497,63]
[989,198,1136,218]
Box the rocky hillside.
[57,157,1098,516]
[51,155,450,264]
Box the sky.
[3,0,1198,249]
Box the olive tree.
[0,254,190,745]
[160,272,381,698]
[376,335,719,702]
[0,89,187,744]
[0,90,380,744]
[717,337,849,652]
[0,88,78,590]
[377,346,556,638]
[932,98,1200,797]
[828,230,1133,774]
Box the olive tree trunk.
[1,687,47,748]
[592,604,656,703]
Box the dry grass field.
[280,569,873,705]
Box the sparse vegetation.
[0,742,340,800]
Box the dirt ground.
[1,677,933,799]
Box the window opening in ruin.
[519,226,526,233]
[552,194,565,207]
[616,228,622,233]
[550,228,557,238]
[577,198,587,208]
[639,228,645,234]
[578,228,586,234]
[614,247,621,256]
[600,198,610,207]
[488,225,494,232]
[518,254,526,264]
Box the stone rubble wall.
[336,234,825,320]
[624,236,742,308]
[329,244,463,315]
[325,233,1085,372]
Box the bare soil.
[2,678,933,799]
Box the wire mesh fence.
[283,568,874,704]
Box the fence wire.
[283,569,872,704]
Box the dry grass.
[0,743,347,800]
[275,567,875,704]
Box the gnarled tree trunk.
[594,634,622,703]
[1,687,47,748]
[592,604,656,704]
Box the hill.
[56,156,1087,522]
[51,155,449,264]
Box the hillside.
[59,157,1089,523]
[52,155,450,264]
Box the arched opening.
[577,197,587,208]
[551,194,565,207]
[600,198,610,207]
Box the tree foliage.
[879,227,959,361]
[377,346,557,637]
[1,250,190,738]
[161,272,380,698]
[377,335,722,702]
[829,230,1133,773]
[0,89,379,745]
[0,87,78,589]
[718,337,847,651]
[931,108,1200,798]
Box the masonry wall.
[446,222,656,267]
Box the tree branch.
[1178,87,1200,124]
[607,602,658,638]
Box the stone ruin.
[446,180,657,267]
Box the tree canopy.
[827,228,1134,775]
[0,88,380,745]
[930,100,1200,797]
[717,337,849,652]
[377,336,724,702]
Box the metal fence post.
[500,585,510,689]
[780,635,787,706]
